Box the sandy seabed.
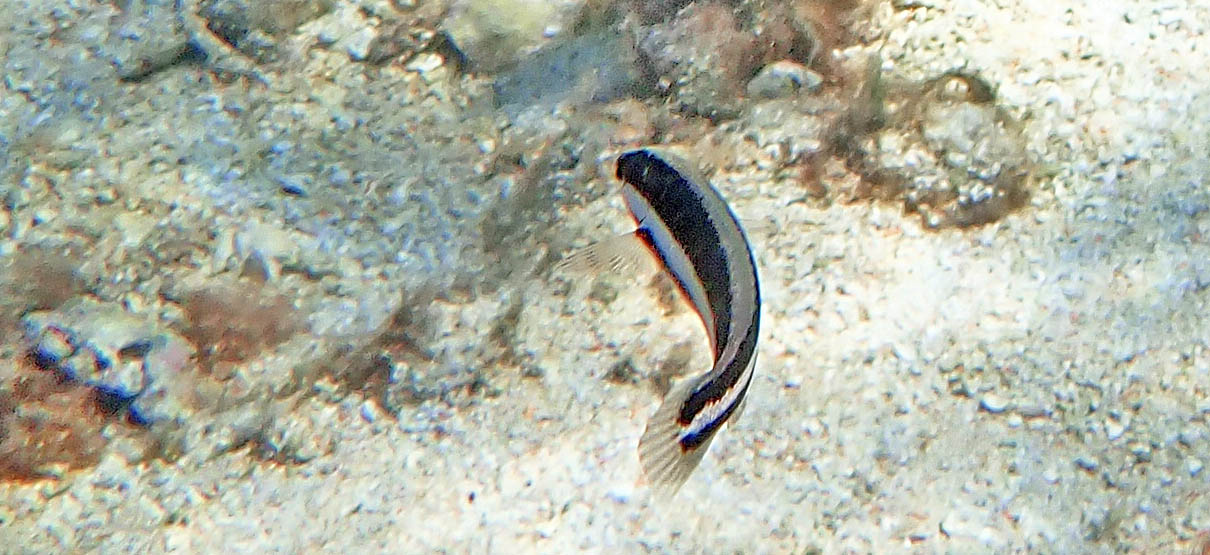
[1,0,1209,553]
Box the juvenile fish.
[570,148,761,494]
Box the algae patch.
[825,66,1033,229]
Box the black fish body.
[613,149,761,494]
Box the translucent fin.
[638,377,714,498]
[554,232,656,276]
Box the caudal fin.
[637,377,715,498]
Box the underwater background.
[1,0,1209,552]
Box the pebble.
[275,174,309,197]
[1188,458,1204,477]
[359,400,380,424]
[1179,427,1203,447]
[605,483,633,504]
[1156,8,1183,26]
[114,212,155,247]
[32,207,57,225]
[343,27,378,61]
[939,511,1004,547]
[746,61,822,99]
[1129,442,1153,462]
[28,323,75,367]
[405,52,444,73]
[978,393,1010,413]
[137,496,167,525]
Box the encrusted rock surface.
[855,71,1033,228]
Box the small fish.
[565,148,761,494]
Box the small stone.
[344,27,378,61]
[28,324,77,368]
[114,212,155,248]
[405,52,444,73]
[979,393,1010,413]
[1074,455,1098,472]
[1105,419,1125,441]
[95,188,118,205]
[211,228,236,275]
[32,207,57,225]
[360,400,380,423]
[939,512,976,539]
[93,360,147,398]
[1188,458,1204,477]
[908,530,931,543]
[39,479,71,499]
[1129,441,1152,462]
[1157,8,1183,26]
[1198,399,1210,414]
[1016,403,1050,418]
[138,496,168,525]
[605,482,633,504]
[746,61,822,99]
[59,350,100,382]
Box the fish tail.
[638,377,715,498]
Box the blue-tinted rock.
[492,32,652,111]
[22,297,195,423]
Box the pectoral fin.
[554,232,658,277]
